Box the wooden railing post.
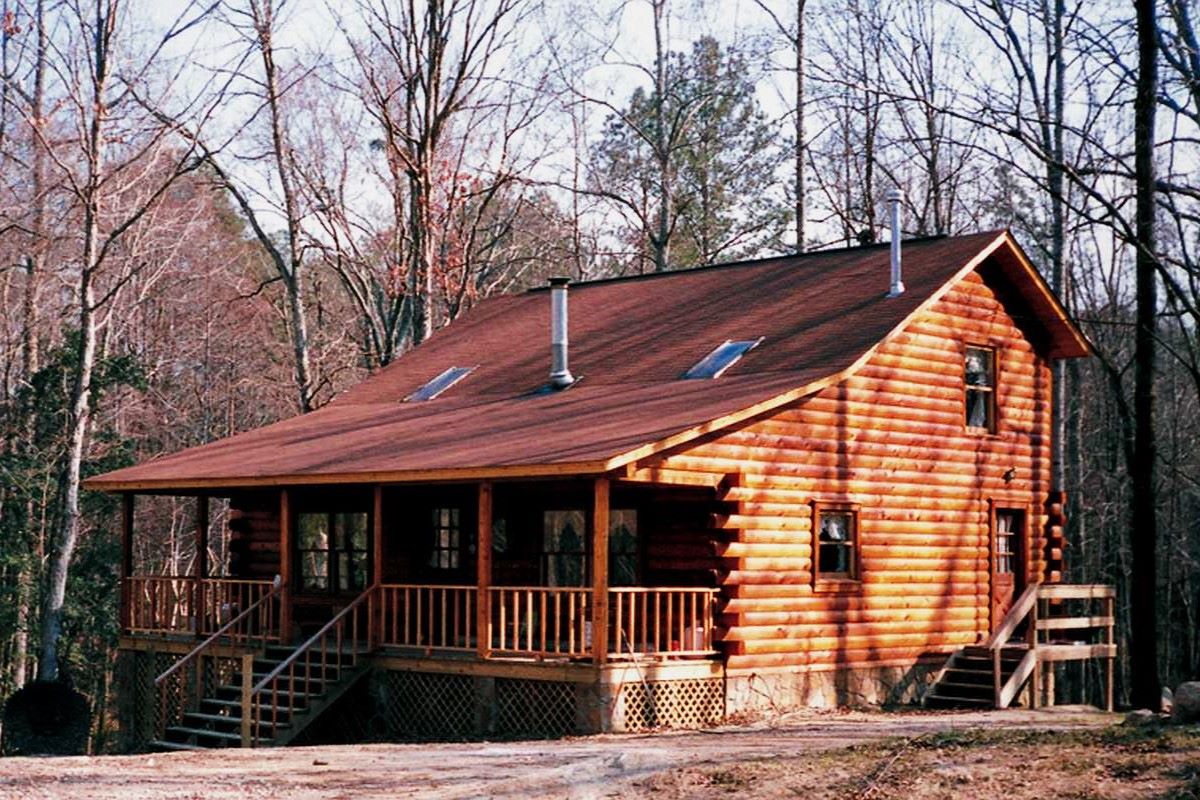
[477,482,493,658]
[591,478,610,664]
[992,646,1002,707]
[240,653,254,747]
[120,493,134,632]
[1029,589,1039,709]
[1105,594,1115,712]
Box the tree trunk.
[794,0,806,252]
[652,0,671,272]
[256,0,314,412]
[1130,0,1161,711]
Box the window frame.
[964,343,999,434]
[542,509,589,587]
[608,508,640,587]
[811,500,862,593]
[294,510,371,595]
[427,507,466,571]
[988,500,1030,584]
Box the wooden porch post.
[120,493,135,632]
[373,486,384,649]
[477,482,493,658]
[592,477,610,664]
[279,489,292,644]
[373,486,384,586]
[195,496,209,635]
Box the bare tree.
[32,0,225,681]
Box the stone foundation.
[725,659,943,714]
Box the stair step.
[183,711,241,726]
[165,726,244,743]
[924,693,994,707]
[215,683,318,700]
[935,681,995,695]
[202,698,301,718]
[943,668,1003,682]
[149,739,207,751]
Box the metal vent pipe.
[548,277,575,389]
[886,189,905,297]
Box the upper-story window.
[965,345,997,433]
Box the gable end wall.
[655,269,1053,676]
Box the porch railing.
[126,576,195,635]
[378,584,476,651]
[124,576,280,640]
[376,584,719,661]
[609,587,717,658]
[125,577,719,663]
[491,586,592,658]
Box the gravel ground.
[0,706,1121,799]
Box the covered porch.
[118,476,725,666]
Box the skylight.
[406,366,476,401]
[683,339,763,380]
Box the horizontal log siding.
[658,271,1052,674]
[228,494,281,580]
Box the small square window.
[965,346,997,433]
[429,507,463,570]
[812,502,861,592]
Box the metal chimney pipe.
[886,189,905,297]
[548,277,575,389]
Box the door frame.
[987,496,1032,634]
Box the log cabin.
[87,224,1117,751]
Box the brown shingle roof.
[86,230,1088,491]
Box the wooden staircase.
[925,644,1029,708]
[151,644,369,750]
[148,585,379,750]
[925,583,1117,711]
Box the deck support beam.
[477,482,493,658]
[592,477,610,664]
[279,489,292,644]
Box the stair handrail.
[982,583,1038,649]
[245,584,378,746]
[983,583,1039,707]
[155,576,283,687]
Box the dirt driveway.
[0,707,1119,799]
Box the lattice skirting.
[367,671,593,742]
[116,650,185,752]
[616,677,725,731]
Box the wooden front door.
[990,507,1026,631]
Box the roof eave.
[83,459,615,494]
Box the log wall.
[652,269,1053,675]
[227,492,281,580]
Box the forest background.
[0,0,1192,749]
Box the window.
[609,510,639,586]
[994,509,1023,575]
[297,512,369,592]
[812,502,861,590]
[543,510,587,587]
[429,507,463,569]
[683,338,763,379]
[406,366,475,402]
[964,346,997,432]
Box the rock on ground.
[1171,682,1200,723]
